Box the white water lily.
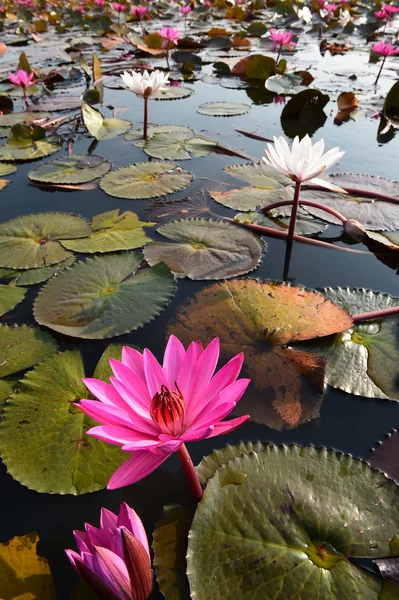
[263,135,347,193]
[120,69,169,98]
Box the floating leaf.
[0,112,51,127]
[34,252,176,339]
[235,211,327,236]
[0,284,26,316]
[369,429,399,484]
[0,324,57,378]
[28,155,111,184]
[209,186,294,211]
[82,103,131,140]
[0,380,15,404]
[384,81,399,124]
[0,163,16,176]
[188,445,399,600]
[265,73,305,94]
[281,89,329,137]
[100,162,193,200]
[224,161,291,188]
[299,288,399,400]
[14,257,75,286]
[168,280,353,430]
[0,533,56,599]
[0,349,126,494]
[151,87,194,101]
[196,441,263,485]
[153,506,193,600]
[0,213,90,269]
[144,218,264,280]
[61,210,154,253]
[30,96,82,112]
[125,124,194,142]
[232,54,276,80]
[0,134,61,162]
[197,101,251,116]
[144,132,216,160]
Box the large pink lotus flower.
[372,41,399,56]
[131,5,147,19]
[66,503,152,600]
[8,69,36,89]
[159,26,180,48]
[382,3,399,16]
[78,336,250,489]
[375,9,389,19]
[269,28,296,51]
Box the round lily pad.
[28,155,111,184]
[0,135,62,162]
[210,186,294,211]
[0,324,57,378]
[197,101,251,116]
[144,218,264,280]
[0,349,126,494]
[0,163,16,176]
[151,87,194,101]
[34,252,176,339]
[82,103,132,141]
[100,162,194,200]
[14,257,75,286]
[0,213,91,269]
[225,162,291,187]
[144,132,216,161]
[188,445,399,600]
[125,124,194,142]
[0,284,26,316]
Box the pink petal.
[83,378,128,411]
[79,400,132,428]
[88,424,158,446]
[109,375,151,417]
[163,335,186,387]
[188,378,249,429]
[143,348,169,398]
[206,415,250,437]
[121,346,145,380]
[65,549,81,572]
[176,341,199,400]
[181,425,214,442]
[107,450,171,489]
[92,546,131,599]
[121,439,161,451]
[109,359,151,408]
[117,503,150,557]
[186,338,220,413]
[8,72,19,85]
[100,508,118,531]
[191,401,236,430]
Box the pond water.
[1,3,399,599]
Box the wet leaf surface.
[0,284,26,316]
[28,155,111,184]
[0,324,57,378]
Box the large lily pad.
[125,124,194,142]
[144,132,216,160]
[14,257,76,286]
[151,87,194,101]
[0,213,91,269]
[210,186,294,211]
[28,155,111,184]
[197,101,251,116]
[82,103,131,140]
[34,252,176,339]
[0,324,57,378]
[144,218,264,280]
[235,211,327,237]
[224,162,292,187]
[188,445,399,600]
[168,280,353,431]
[0,284,26,316]
[299,288,399,400]
[100,162,194,200]
[0,349,126,494]
[368,429,399,484]
[0,135,62,162]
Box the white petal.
[308,177,348,193]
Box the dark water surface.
[1,33,399,599]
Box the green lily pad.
[0,213,91,269]
[188,444,399,600]
[168,280,353,431]
[144,218,264,280]
[197,101,251,116]
[151,87,194,101]
[0,349,126,494]
[265,73,305,94]
[34,252,176,339]
[100,162,194,200]
[0,163,16,176]
[0,135,62,162]
[225,161,292,188]
[0,112,51,127]
[0,284,26,316]
[82,103,132,141]
[299,288,399,400]
[209,186,294,211]
[144,132,216,160]
[0,380,15,404]
[61,210,154,253]
[14,257,76,286]
[0,324,57,378]
[125,124,194,142]
[231,54,276,80]
[234,211,327,236]
[28,155,111,184]
[196,441,263,485]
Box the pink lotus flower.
[180,5,192,14]
[76,5,85,12]
[131,5,147,19]
[273,95,286,104]
[375,9,389,19]
[94,0,105,5]
[269,29,296,51]
[112,2,127,12]
[382,3,399,15]
[66,503,152,600]
[78,336,250,489]
[158,26,180,47]
[8,69,36,89]
[323,2,337,13]
[371,40,399,56]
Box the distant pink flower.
[371,40,399,56]
[375,9,389,19]
[269,29,296,51]
[9,69,36,88]
[131,5,147,19]
[94,0,105,5]
[323,2,337,13]
[78,336,250,489]
[204,0,212,4]
[76,5,85,12]
[274,95,286,104]
[382,3,399,15]
[180,4,192,14]
[112,2,127,12]
[66,503,152,600]
[159,26,180,47]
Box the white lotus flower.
[263,135,347,193]
[120,69,169,98]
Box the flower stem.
[375,55,386,86]
[353,305,399,323]
[287,181,302,244]
[22,86,29,109]
[276,46,282,64]
[177,444,203,504]
[143,97,148,139]
[263,199,348,224]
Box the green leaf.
[299,288,399,400]
[150,87,194,101]
[144,132,216,160]
[144,218,264,280]
[209,186,294,211]
[100,161,194,200]
[61,210,154,253]
[14,257,76,286]
[197,101,251,116]
[0,380,16,405]
[0,284,26,316]
[0,163,16,176]
[234,211,327,236]
[153,506,193,600]
[282,89,330,119]
[18,51,33,75]
[196,441,263,485]
[380,581,399,599]
[246,22,268,36]
[0,112,51,127]
[93,53,104,103]
[0,134,62,162]
[188,445,399,600]
[28,155,111,184]
[232,54,276,80]
[0,212,91,269]
[82,103,131,140]
[265,73,305,95]
[34,252,176,339]
[125,124,194,142]
[224,161,291,188]
[384,81,399,124]
[0,349,126,494]
[0,324,57,378]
